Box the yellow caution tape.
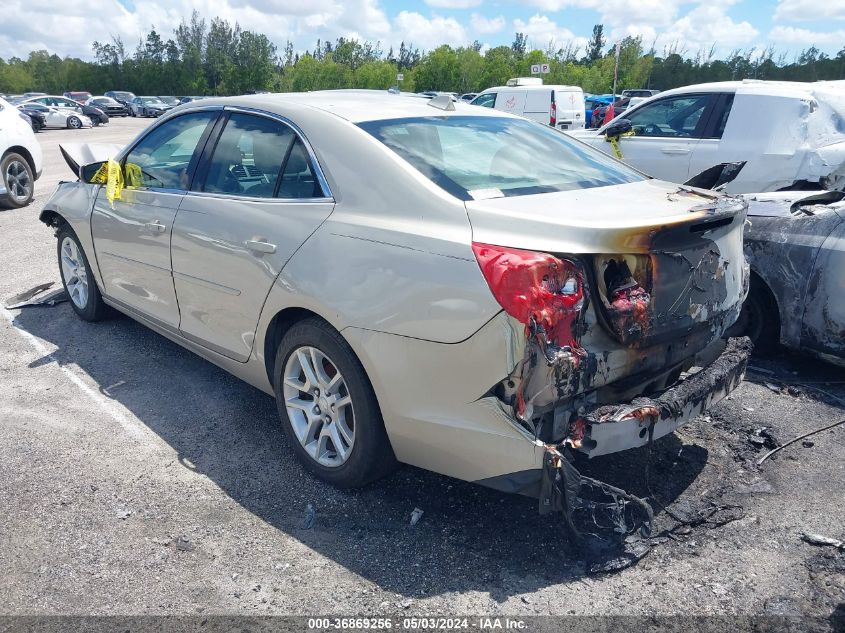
[104,158,124,208]
[607,130,636,160]
[90,162,109,185]
[124,162,142,189]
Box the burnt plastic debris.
[539,449,655,573]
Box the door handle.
[661,147,690,155]
[245,239,277,254]
[145,221,167,233]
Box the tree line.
[1,17,844,97]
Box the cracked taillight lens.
[472,242,583,348]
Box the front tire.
[273,317,396,488]
[57,225,108,321]
[0,152,34,208]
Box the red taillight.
[550,101,557,127]
[472,242,583,349]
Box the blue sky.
[2,0,845,61]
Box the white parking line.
[1,306,159,446]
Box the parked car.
[621,89,660,98]
[64,91,92,104]
[87,96,128,117]
[41,91,749,520]
[17,99,93,129]
[584,94,613,127]
[81,103,109,126]
[158,96,181,107]
[177,96,207,104]
[104,91,136,107]
[129,96,173,117]
[18,106,46,132]
[0,97,42,208]
[22,92,46,99]
[726,189,845,364]
[570,80,845,194]
[471,78,585,130]
[459,93,477,101]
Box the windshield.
[159,96,179,105]
[360,116,642,200]
[141,98,166,105]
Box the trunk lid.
[465,179,748,346]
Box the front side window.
[622,94,713,138]
[360,116,642,201]
[471,93,496,108]
[124,111,217,189]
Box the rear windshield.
[359,116,642,200]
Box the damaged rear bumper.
[576,337,752,457]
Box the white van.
[470,78,585,130]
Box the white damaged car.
[571,80,845,194]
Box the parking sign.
[531,63,550,74]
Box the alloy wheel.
[60,237,89,309]
[282,345,355,467]
[4,159,32,204]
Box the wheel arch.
[748,266,783,343]
[263,307,332,387]
[3,146,36,177]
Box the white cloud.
[470,13,505,34]
[393,11,467,49]
[769,25,845,45]
[774,0,845,22]
[513,14,588,51]
[0,0,394,60]
[424,0,482,7]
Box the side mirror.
[604,118,632,138]
[80,160,108,184]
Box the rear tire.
[0,152,34,209]
[57,225,108,322]
[726,275,779,353]
[273,317,397,488]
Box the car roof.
[479,84,582,94]
[653,79,845,100]
[184,89,522,123]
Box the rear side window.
[201,113,323,199]
[709,94,734,139]
[360,115,642,201]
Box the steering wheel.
[643,123,662,136]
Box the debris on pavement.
[4,282,68,309]
[801,532,844,550]
[115,509,131,520]
[409,507,424,526]
[757,418,845,465]
[302,503,316,529]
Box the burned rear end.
[466,179,751,536]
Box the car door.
[599,93,718,182]
[800,215,845,358]
[687,93,735,182]
[171,109,335,361]
[91,110,219,329]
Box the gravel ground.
[0,117,843,623]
